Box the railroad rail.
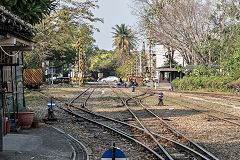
[41,86,219,159]
[53,127,90,160]
[58,88,165,159]
[55,87,213,159]
[140,88,240,127]
[112,87,219,160]
[142,87,240,99]
[176,91,240,101]
[160,90,240,103]
[167,97,240,127]
[70,103,210,159]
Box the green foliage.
[221,27,240,80]
[112,24,137,63]
[172,75,233,92]
[172,24,240,92]
[0,0,57,24]
[115,63,130,78]
[24,1,101,72]
[89,48,117,78]
[163,58,178,66]
[193,65,219,76]
[88,48,133,79]
[112,24,137,49]
[172,64,233,91]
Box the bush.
[172,73,233,92]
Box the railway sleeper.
[122,117,134,122]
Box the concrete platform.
[0,126,84,160]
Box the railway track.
[34,85,240,159]
[146,87,240,101]
[139,88,240,127]
[53,127,90,160]
[167,96,240,127]
[52,87,217,159]
[166,90,240,103]
[112,87,219,160]
[59,88,164,159]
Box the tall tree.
[133,0,240,65]
[24,0,102,70]
[112,24,137,63]
[210,0,240,62]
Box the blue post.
[158,93,164,105]
[47,97,57,120]
[124,81,127,88]
[132,84,135,92]
[170,82,173,91]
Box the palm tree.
[112,24,136,63]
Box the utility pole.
[139,49,142,75]
[169,49,172,69]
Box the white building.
[155,45,185,82]
[155,45,185,68]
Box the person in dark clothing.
[119,77,123,85]
[130,78,133,86]
[134,79,138,87]
[124,81,127,88]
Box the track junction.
[32,84,240,160]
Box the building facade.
[155,45,185,82]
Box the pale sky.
[93,0,138,51]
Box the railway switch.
[158,93,164,106]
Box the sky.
[92,0,138,51]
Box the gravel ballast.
[25,85,240,160]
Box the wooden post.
[112,143,115,160]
